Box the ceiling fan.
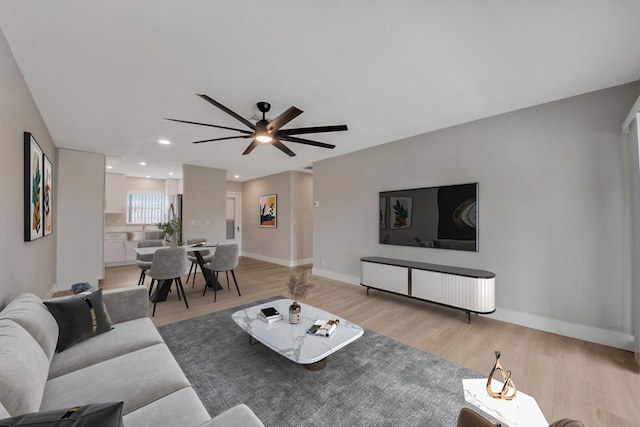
[164,94,348,157]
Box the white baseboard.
[313,268,635,351]
[311,268,361,286]
[487,307,635,352]
[243,261,638,351]
[241,252,312,268]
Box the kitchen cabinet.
[105,173,126,214]
[125,241,139,262]
[104,233,126,263]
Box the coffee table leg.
[249,335,260,345]
[304,358,328,371]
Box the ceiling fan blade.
[192,135,253,144]
[267,106,303,133]
[272,139,296,157]
[242,139,260,155]
[164,118,253,134]
[196,94,256,130]
[280,135,336,149]
[277,124,348,136]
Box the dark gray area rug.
[158,297,484,426]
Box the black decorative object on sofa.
[0,401,123,427]
[43,289,113,352]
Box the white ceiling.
[1,1,639,181]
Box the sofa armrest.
[102,287,148,324]
[198,404,264,427]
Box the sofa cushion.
[0,401,124,427]
[122,387,210,427]
[0,319,50,416]
[44,289,113,352]
[48,317,164,379]
[0,293,58,361]
[41,344,191,415]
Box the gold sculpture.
[486,351,517,400]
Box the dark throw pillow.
[44,289,113,352]
[0,401,123,427]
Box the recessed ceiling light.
[234,175,240,179]
[139,162,147,166]
[168,172,174,176]
[145,176,151,178]
[158,139,171,145]
[106,165,113,169]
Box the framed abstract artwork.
[43,154,53,236]
[259,194,277,228]
[24,132,44,241]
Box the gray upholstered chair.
[203,244,240,302]
[146,247,189,316]
[136,240,163,287]
[185,238,214,288]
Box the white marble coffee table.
[231,299,364,370]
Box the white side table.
[462,378,548,427]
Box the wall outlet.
[313,201,320,207]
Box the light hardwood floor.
[100,257,640,427]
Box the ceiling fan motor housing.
[257,101,271,114]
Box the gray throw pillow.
[0,401,123,426]
[43,289,113,352]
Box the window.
[127,193,164,224]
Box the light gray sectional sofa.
[0,286,264,427]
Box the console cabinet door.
[361,262,408,294]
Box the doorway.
[226,192,241,251]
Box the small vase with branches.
[286,269,314,324]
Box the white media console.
[360,257,496,322]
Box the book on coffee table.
[307,319,340,337]
[258,307,282,324]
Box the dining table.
[133,242,222,302]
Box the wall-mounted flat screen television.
[379,183,478,251]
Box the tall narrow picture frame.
[43,154,53,236]
[24,132,44,241]
[259,194,277,228]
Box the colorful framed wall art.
[259,194,277,228]
[24,132,44,241]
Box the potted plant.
[285,269,315,324]
[156,218,183,246]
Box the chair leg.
[176,277,189,309]
[214,272,219,303]
[186,262,195,287]
[231,269,241,296]
[137,269,145,286]
[149,279,155,297]
[175,278,181,301]
[225,271,230,290]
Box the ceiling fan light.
[256,134,272,143]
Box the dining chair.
[146,247,189,316]
[185,238,214,288]
[203,244,240,302]
[136,240,163,287]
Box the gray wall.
[291,172,313,263]
[0,27,57,305]
[56,149,105,289]
[182,164,227,244]
[242,171,313,266]
[313,83,638,350]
